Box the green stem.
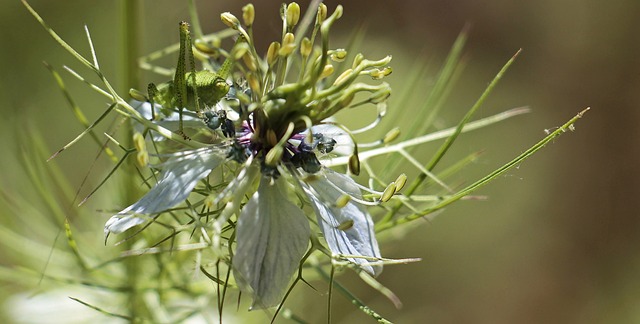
[118,0,146,320]
[380,49,521,224]
[376,107,590,232]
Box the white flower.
[104,133,382,309]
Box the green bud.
[279,32,296,56]
[242,4,255,27]
[316,3,327,24]
[300,37,312,58]
[221,12,240,29]
[267,41,281,65]
[286,2,301,27]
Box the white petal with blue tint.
[310,124,354,156]
[305,169,382,276]
[105,149,223,235]
[233,177,310,309]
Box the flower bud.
[278,33,296,56]
[242,4,255,27]
[316,3,327,24]
[300,37,312,58]
[286,2,300,28]
[267,41,281,65]
[221,12,240,29]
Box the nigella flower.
[105,3,394,309]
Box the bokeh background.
[1,0,639,323]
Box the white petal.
[305,169,382,276]
[233,177,310,309]
[310,124,354,156]
[105,149,223,235]
[130,100,204,141]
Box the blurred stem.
[120,0,140,93]
[118,0,146,320]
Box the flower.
[105,2,393,309]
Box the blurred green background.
[1,0,639,323]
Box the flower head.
[105,2,393,309]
